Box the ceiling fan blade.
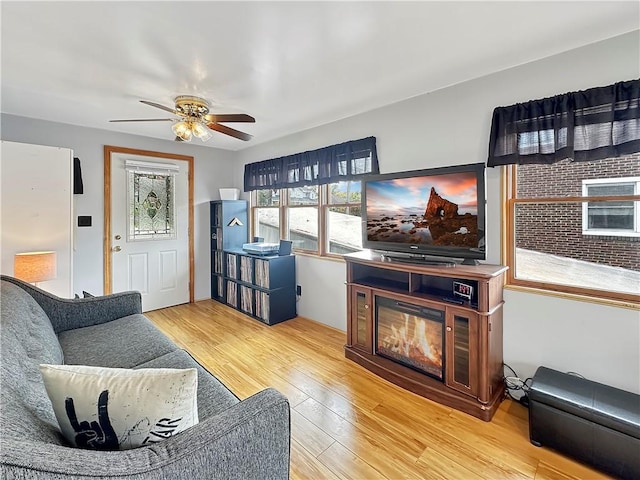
[109,118,174,122]
[204,113,255,123]
[140,100,178,115]
[207,122,253,141]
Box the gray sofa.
[0,276,291,479]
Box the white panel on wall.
[159,250,178,290]
[128,253,148,293]
[0,141,74,297]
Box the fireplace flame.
[413,318,433,359]
[381,313,441,365]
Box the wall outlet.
[296,285,302,296]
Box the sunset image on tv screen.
[365,171,479,247]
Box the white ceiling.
[1,1,638,151]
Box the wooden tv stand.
[344,250,508,421]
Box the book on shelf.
[226,280,237,307]
[240,256,253,283]
[226,253,237,279]
[255,259,270,288]
[213,203,222,226]
[255,291,270,321]
[240,285,253,315]
[217,276,224,298]
[211,228,222,250]
[213,251,224,274]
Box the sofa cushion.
[1,281,63,364]
[58,314,178,368]
[136,349,239,420]
[0,281,64,445]
[40,364,199,450]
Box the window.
[245,136,378,256]
[287,186,319,251]
[251,181,363,257]
[506,155,640,303]
[582,178,639,236]
[490,79,640,304]
[327,181,362,254]
[253,189,280,243]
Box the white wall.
[0,116,236,301]
[234,31,640,394]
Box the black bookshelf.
[224,249,296,325]
[210,200,296,325]
[210,200,248,301]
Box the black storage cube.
[529,366,640,480]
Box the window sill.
[292,250,347,263]
[503,283,640,311]
[582,230,640,238]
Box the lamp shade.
[14,251,57,283]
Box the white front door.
[109,152,190,312]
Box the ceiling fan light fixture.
[172,120,193,142]
[192,121,212,141]
[114,96,253,142]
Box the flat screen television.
[362,162,486,265]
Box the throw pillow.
[39,364,198,450]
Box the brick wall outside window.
[515,154,640,271]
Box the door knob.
[113,246,122,252]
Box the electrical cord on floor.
[503,363,532,408]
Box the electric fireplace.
[375,296,445,381]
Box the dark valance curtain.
[244,136,379,191]
[487,79,640,167]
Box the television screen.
[362,163,486,263]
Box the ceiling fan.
[110,95,255,142]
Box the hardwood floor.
[146,300,610,480]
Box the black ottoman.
[529,366,640,480]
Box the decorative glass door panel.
[453,316,470,386]
[349,286,372,353]
[128,171,176,241]
[445,308,478,397]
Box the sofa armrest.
[0,388,291,479]
[0,275,142,334]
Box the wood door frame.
[103,145,195,303]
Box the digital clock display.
[452,281,473,300]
